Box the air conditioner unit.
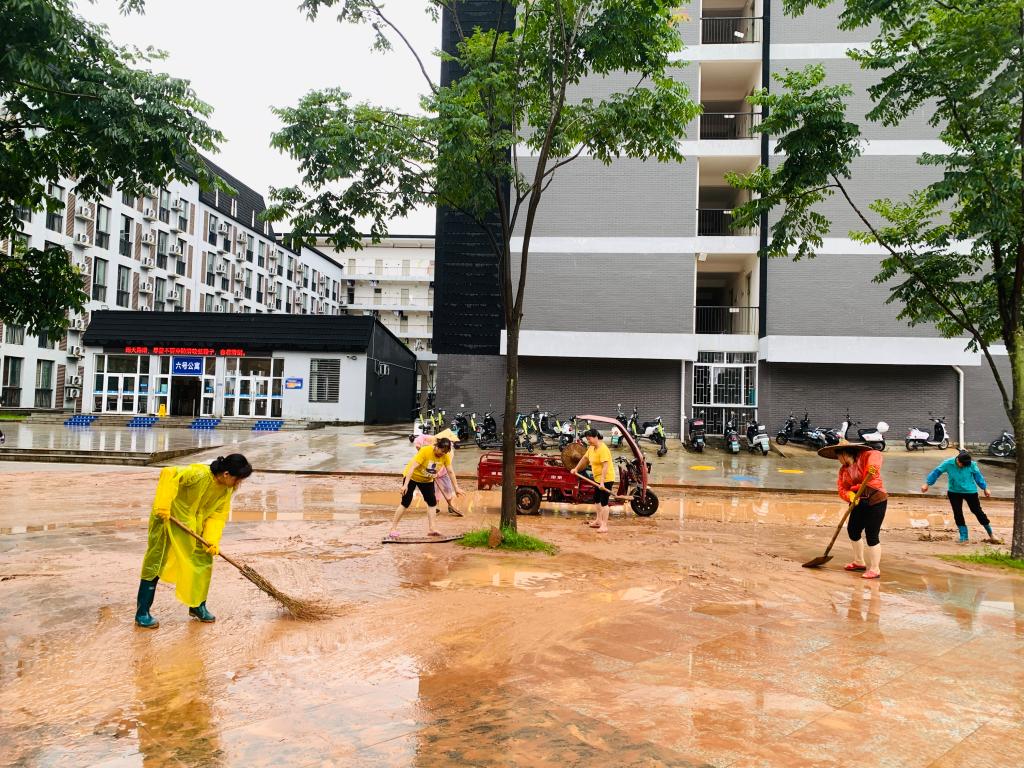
[74,204,93,220]
[267,285,277,295]
[140,256,155,269]
[167,290,181,303]
[67,374,83,387]
[233,289,243,300]
[236,231,247,243]
[73,233,92,248]
[142,207,157,220]
[215,264,228,275]
[214,305,224,312]
[68,319,85,332]
[232,272,244,283]
[217,222,230,235]
[170,198,184,211]
[140,306,152,311]
[168,245,183,257]
[140,233,156,246]
[66,387,80,398]
[68,346,83,357]
[72,256,89,271]
[139,281,154,293]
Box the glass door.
[93,354,152,413]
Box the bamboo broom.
[169,516,335,621]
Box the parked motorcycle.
[686,415,707,452]
[839,412,889,451]
[906,415,950,450]
[723,418,741,454]
[775,412,816,446]
[744,418,770,456]
[611,404,628,448]
[627,405,668,457]
[409,406,443,443]
[450,408,471,447]
[988,430,1016,458]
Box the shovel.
[802,481,869,568]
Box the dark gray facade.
[758,362,959,445]
[436,353,682,433]
[964,357,1013,447]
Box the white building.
[310,235,436,401]
[0,158,350,412]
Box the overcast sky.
[78,0,439,235]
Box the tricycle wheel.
[515,486,542,515]
[630,489,659,517]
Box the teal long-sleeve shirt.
[926,458,988,494]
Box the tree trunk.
[500,321,520,531]
[1013,367,1024,558]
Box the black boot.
[135,577,159,629]
[188,601,216,623]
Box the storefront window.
[92,354,152,414]
[225,356,283,419]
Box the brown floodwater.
[1,468,1023,766]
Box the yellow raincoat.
[140,464,234,607]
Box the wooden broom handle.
[573,471,632,502]
[168,515,245,572]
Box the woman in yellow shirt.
[390,437,461,538]
[135,454,252,628]
[573,428,616,533]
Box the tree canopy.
[1,0,223,336]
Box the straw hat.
[817,442,872,460]
[433,428,460,442]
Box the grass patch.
[0,414,25,421]
[459,527,557,555]
[939,549,1024,571]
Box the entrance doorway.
[171,378,201,417]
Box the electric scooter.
[686,415,706,452]
[473,411,502,449]
[839,412,889,451]
[628,405,668,457]
[723,417,741,454]
[450,408,471,447]
[611,404,628,448]
[906,415,950,451]
[988,430,1016,458]
[776,412,816,446]
[744,418,770,456]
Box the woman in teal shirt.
[921,451,993,542]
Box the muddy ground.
[1,466,1023,767]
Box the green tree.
[729,0,1024,557]
[268,0,699,529]
[1,0,223,338]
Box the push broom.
[169,517,334,620]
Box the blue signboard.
[172,356,204,376]
[285,377,303,390]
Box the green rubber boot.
[135,578,159,629]
[188,602,216,623]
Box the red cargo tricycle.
[476,414,659,516]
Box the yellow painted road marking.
[777,468,804,474]
[690,465,716,471]
[354,442,376,448]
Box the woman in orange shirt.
[819,443,887,579]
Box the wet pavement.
[1,466,1022,766]
[0,422,251,455]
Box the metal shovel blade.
[802,554,833,569]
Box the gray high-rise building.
[432,1,1007,446]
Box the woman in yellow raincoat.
[135,454,252,628]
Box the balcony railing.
[700,112,761,140]
[697,208,755,236]
[701,16,762,44]
[695,306,759,335]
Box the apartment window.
[347,285,355,303]
[157,231,169,269]
[1,356,23,407]
[15,204,32,224]
[220,298,229,313]
[303,267,309,289]
[35,360,54,408]
[206,256,216,287]
[4,325,25,345]
[258,242,266,268]
[176,240,187,276]
[46,183,65,231]
[177,200,189,231]
[203,293,214,312]
[116,265,131,307]
[99,183,112,197]
[96,205,111,249]
[208,214,218,246]
[154,277,166,308]
[245,270,253,300]
[8,231,28,258]
[92,257,108,301]
[286,258,294,282]
[400,315,409,333]
[158,188,171,223]
[246,234,254,262]
[121,190,135,207]
[347,257,356,273]
[309,359,340,403]
[256,274,264,304]
[119,215,132,257]
[37,328,56,349]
